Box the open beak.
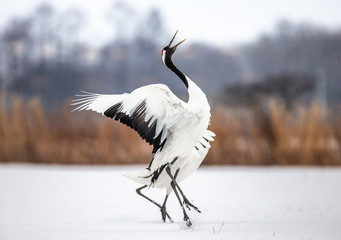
[168,30,186,49]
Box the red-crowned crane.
[72,31,215,227]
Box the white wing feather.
[71,84,192,153]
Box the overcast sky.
[1,0,341,47]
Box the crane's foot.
[184,214,192,228]
[160,205,173,223]
[183,196,201,213]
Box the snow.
[0,164,341,240]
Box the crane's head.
[162,30,186,65]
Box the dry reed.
[1,95,340,165]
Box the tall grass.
[1,95,340,165]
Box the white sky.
[1,0,341,47]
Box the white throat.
[162,50,166,66]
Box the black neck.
[164,54,188,88]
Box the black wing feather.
[104,100,166,154]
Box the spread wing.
[71,84,189,154]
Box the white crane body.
[72,31,215,227]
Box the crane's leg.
[165,164,199,228]
[165,163,201,213]
[168,173,191,227]
[136,185,173,223]
[160,194,170,222]
[160,169,180,222]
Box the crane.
[71,31,215,227]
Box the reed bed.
[1,95,340,165]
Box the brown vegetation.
[1,95,340,165]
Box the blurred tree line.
[224,21,341,108]
[0,2,340,108]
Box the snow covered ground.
[0,164,340,240]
